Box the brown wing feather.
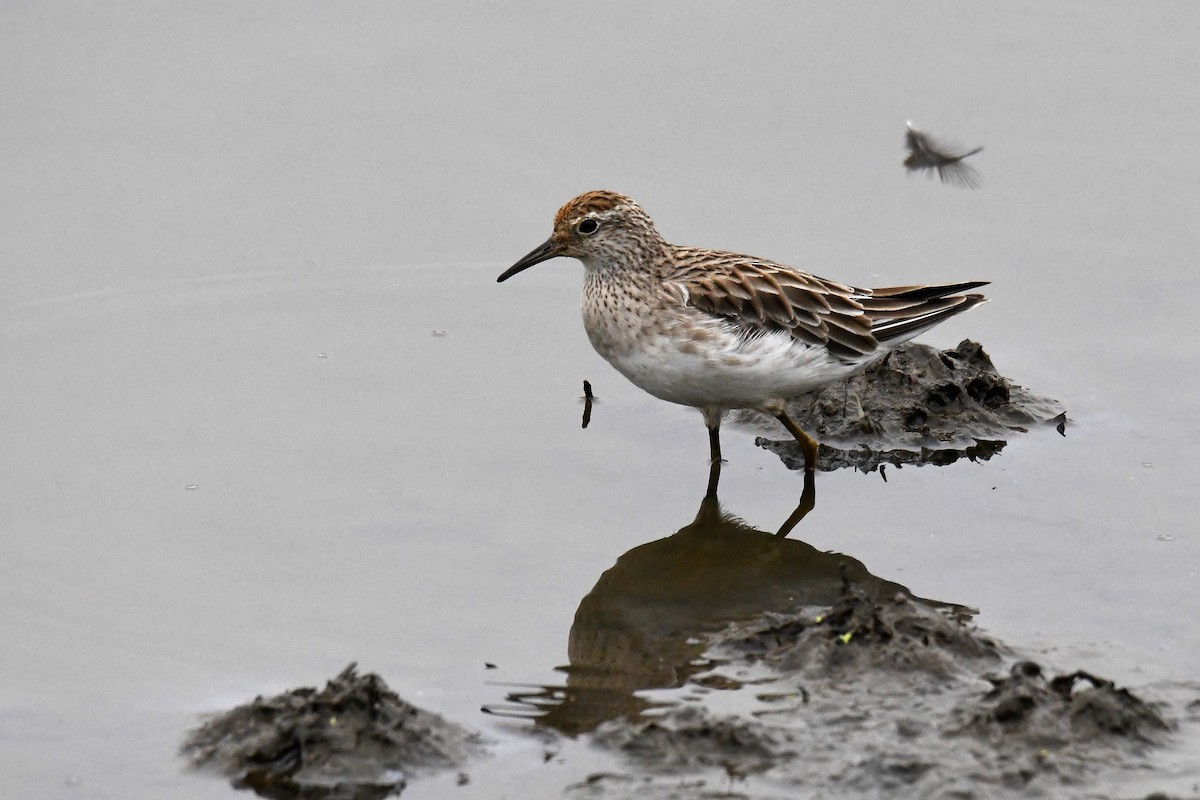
[669,249,878,359]
[669,247,988,362]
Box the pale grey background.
[3,3,1198,798]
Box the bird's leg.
[775,410,819,473]
[702,407,726,464]
[707,425,723,464]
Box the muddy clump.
[182,663,484,800]
[743,339,1066,472]
[578,587,1174,799]
[593,704,796,778]
[719,584,1001,680]
[961,661,1170,745]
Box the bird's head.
[497,191,664,281]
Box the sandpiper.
[903,121,984,188]
[498,191,987,472]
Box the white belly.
[584,302,867,411]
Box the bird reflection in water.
[485,461,966,736]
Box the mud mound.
[720,585,1001,680]
[960,660,1170,745]
[765,436,1008,475]
[744,340,1066,472]
[592,705,794,778]
[181,664,484,800]
[579,587,1174,799]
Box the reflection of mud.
[487,463,968,737]
[182,664,483,800]
[735,339,1066,472]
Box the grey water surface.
[3,3,1198,798]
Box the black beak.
[497,237,563,282]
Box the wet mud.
[182,664,483,799]
[583,588,1175,799]
[486,473,965,738]
[183,498,1194,800]
[179,342,1192,800]
[484,466,1191,800]
[742,339,1067,473]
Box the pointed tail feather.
[869,281,990,301]
[869,293,988,344]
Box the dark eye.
[577,218,600,235]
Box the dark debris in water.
[181,663,484,800]
[743,339,1067,472]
